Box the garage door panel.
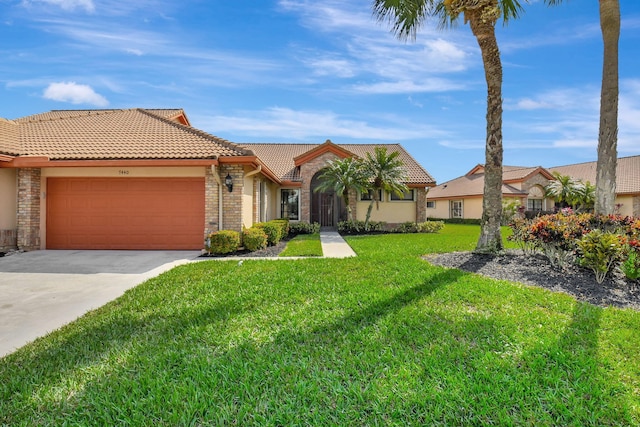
[47,177,205,250]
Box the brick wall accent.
[416,187,428,222]
[0,229,17,252]
[220,164,244,231]
[299,152,341,223]
[204,167,220,236]
[16,168,41,251]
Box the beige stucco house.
[427,157,640,220]
[426,165,557,220]
[550,155,640,218]
[0,108,435,251]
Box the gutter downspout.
[211,164,223,230]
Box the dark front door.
[312,191,335,227]
[310,170,347,228]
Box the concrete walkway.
[319,231,357,258]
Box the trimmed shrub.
[272,219,290,238]
[393,221,419,233]
[205,230,240,255]
[289,221,321,235]
[255,222,282,246]
[419,220,445,233]
[242,227,268,252]
[338,220,386,235]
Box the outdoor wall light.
[225,173,233,192]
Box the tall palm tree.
[373,0,525,253]
[546,0,620,214]
[361,147,408,228]
[314,157,368,222]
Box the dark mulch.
[425,250,640,310]
[200,239,288,258]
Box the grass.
[1,224,638,426]
[279,233,323,257]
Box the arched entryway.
[310,171,346,227]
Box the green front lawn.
[1,225,638,426]
[279,233,323,257]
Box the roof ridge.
[136,109,252,157]
[19,109,122,123]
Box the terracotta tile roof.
[241,143,436,185]
[550,155,640,194]
[0,118,20,156]
[8,109,247,160]
[428,169,528,200]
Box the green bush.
[419,220,445,233]
[393,222,419,233]
[576,229,625,284]
[338,220,386,235]
[272,218,290,238]
[621,245,640,281]
[255,222,282,246]
[205,230,240,255]
[289,221,321,235]
[242,227,268,252]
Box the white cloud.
[43,82,108,106]
[26,0,95,13]
[352,78,464,94]
[198,107,447,141]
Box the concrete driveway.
[0,250,202,358]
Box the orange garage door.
[47,178,205,249]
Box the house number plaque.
[118,170,130,175]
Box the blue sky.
[1,0,639,183]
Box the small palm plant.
[314,157,369,222]
[361,147,408,229]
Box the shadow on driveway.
[0,250,202,274]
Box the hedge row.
[204,220,320,255]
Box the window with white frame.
[390,189,415,201]
[426,200,436,209]
[450,200,463,218]
[280,189,299,220]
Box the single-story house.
[550,155,640,218]
[426,156,640,220]
[426,164,556,220]
[0,108,435,251]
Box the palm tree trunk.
[468,7,504,253]
[595,0,620,215]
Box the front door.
[310,171,346,227]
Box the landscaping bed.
[426,249,640,310]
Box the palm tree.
[574,181,596,212]
[373,0,525,253]
[314,157,368,222]
[545,172,581,207]
[546,0,620,214]
[361,147,408,228]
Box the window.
[527,199,543,211]
[450,200,463,219]
[280,189,299,220]
[390,189,415,201]
[426,200,436,209]
[360,189,383,201]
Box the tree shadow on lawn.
[0,266,634,425]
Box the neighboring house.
[426,165,556,220]
[0,109,435,251]
[426,156,640,221]
[550,155,640,218]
